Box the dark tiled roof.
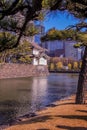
[31,42,48,51]
[34,52,50,60]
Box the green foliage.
[41,28,87,48]
[74,33,87,47]
[66,1,87,19]
[74,42,83,48]
[24,24,39,36]
[79,61,82,69]
[42,0,56,9]
[0,17,18,31]
[41,28,77,41]
[0,0,86,53]
[77,33,87,46]
[56,62,63,70]
[0,0,23,10]
[37,12,45,21]
[50,63,55,70]
[0,40,32,64]
[0,32,17,51]
[19,55,32,64]
[68,63,72,70]
[73,62,78,70]
[49,57,80,71]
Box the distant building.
[31,42,49,65]
[41,40,65,57]
[41,40,82,60]
[65,40,82,60]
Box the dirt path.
[5,95,87,130]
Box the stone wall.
[0,63,49,79]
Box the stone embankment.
[0,63,49,79]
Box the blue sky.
[43,11,80,32]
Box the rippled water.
[0,73,78,125]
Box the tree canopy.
[0,0,87,104]
[41,28,87,49]
[0,0,87,51]
[0,40,32,63]
[41,28,78,41]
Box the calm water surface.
[0,73,78,125]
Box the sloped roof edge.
[31,42,48,52]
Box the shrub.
[50,63,55,70]
[73,62,78,70]
[56,62,63,70]
[68,63,72,70]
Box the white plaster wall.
[33,58,38,65]
[33,49,39,55]
[39,57,47,65]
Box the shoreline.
[5,94,87,130]
[49,70,80,73]
[0,95,74,129]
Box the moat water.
[0,73,78,126]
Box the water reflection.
[0,73,78,125]
[46,73,78,103]
[31,77,48,111]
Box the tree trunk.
[75,46,87,104]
